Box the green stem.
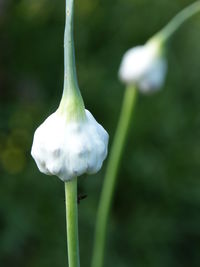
[59,0,85,121]
[91,86,137,267]
[91,3,200,267]
[65,178,80,267]
[156,1,200,43]
[63,0,78,96]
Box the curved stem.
[65,178,80,267]
[156,1,200,43]
[91,86,137,267]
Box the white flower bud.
[119,39,167,93]
[31,109,109,181]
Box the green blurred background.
[1,0,200,266]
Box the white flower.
[119,39,167,93]
[31,109,109,181]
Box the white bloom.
[31,109,109,181]
[119,39,167,93]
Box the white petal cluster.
[31,109,109,181]
[119,40,167,93]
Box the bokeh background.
[1,0,200,266]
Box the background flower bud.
[119,39,167,93]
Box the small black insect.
[77,194,87,204]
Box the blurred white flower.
[119,39,167,93]
[31,109,109,181]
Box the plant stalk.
[157,1,200,43]
[59,0,85,121]
[91,86,137,267]
[65,178,80,267]
[92,3,200,267]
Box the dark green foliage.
[0,0,200,266]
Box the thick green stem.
[65,178,80,267]
[63,0,78,96]
[59,0,85,121]
[91,86,137,267]
[156,1,200,43]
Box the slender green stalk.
[91,3,200,267]
[91,86,137,267]
[156,1,200,43]
[59,0,85,121]
[65,178,80,267]
[62,0,80,98]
